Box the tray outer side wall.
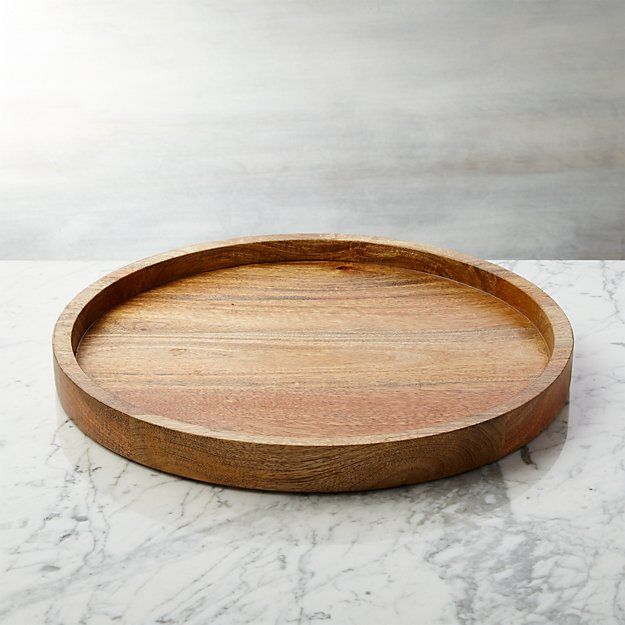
[53,354,571,492]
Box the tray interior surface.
[76,260,549,440]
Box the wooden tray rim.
[53,234,574,447]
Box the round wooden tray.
[53,235,573,492]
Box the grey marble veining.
[1,260,624,624]
[1,0,624,260]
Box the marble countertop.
[1,260,624,625]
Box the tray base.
[77,260,549,441]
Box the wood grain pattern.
[53,235,573,492]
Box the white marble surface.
[1,260,624,624]
[1,0,624,260]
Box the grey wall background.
[1,0,623,260]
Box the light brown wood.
[53,235,573,492]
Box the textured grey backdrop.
[1,0,623,259]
